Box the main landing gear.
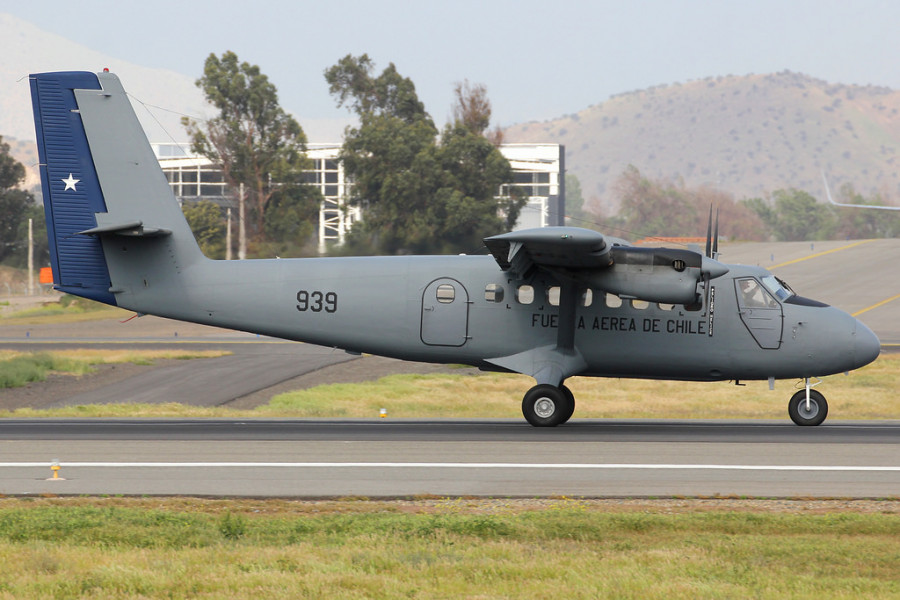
[522,384,576,427]
[787,378,828,426]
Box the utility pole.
[27,218,33,296]
[226,207,232,260]
[238,182,247,260]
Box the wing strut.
[556,279,578,352]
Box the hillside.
[505,71,900,213]
[0,13,208,144]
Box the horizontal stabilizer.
[78,220,172,237]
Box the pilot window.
[605,293,622,308]
[631,299,649,310]
[737,278,777,308]
[582,289,593,307]
[484,283,504,303]
[436,284,456,303]
[517,285,535,305]
[658,303,675,311]
[760,275,794,301]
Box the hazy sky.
[5,0,900,136]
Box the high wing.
[484,227,728,306]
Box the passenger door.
[421,278,470,346]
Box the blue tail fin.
[30,71,203,307]
[30,71,115,304]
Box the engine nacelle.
[582,247,708,305]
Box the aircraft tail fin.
[30,70,202,305]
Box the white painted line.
[1,462,898,472]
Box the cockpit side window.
[736,278,778,308]
[760,275,794,302]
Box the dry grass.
[1,350,897,421]
[0,497,897,599]
[0,349,230,392]
[264,353,900,421]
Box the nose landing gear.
[788,378,828,426]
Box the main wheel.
[522,384,573,427]
[558,384,576,424]
[788,389,828,426]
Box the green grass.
[0,352,93,388]
[2,350,898,421]
[0,349,230,390]
[262,352,900,420]
[0,498,897,598]
[0,294,128,324]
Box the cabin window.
[436,284,456,304]
[485,283,504,303]
[605,293,622,308]
[517,285,535,305]
[632,299,649,310]
[582,289,593,307]
[547,286,560,306]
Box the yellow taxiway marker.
[770,239,875,270]
[853,292,900,317]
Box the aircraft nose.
[853,319,881,369]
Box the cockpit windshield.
[761,275,794,302]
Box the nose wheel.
[522,384,576,427]
[788,389,828,426]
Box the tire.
[522,384,573,427]
[558,384,576,424]
[788,389,828,426]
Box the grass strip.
[0,294,128,324]
[263,352,900,420]
[0,497,897,599]
[1,353,898,420]
[0,350,230,390]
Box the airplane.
[28,70,882,427]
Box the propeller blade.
[705,206,713,258]
[712,208,719,258]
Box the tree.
[183,52,318,243]
[0,136,38,265]
[182,200,226,259]
[831,184,900,239]
[613,166,765,241]
[325,55,521,254]
[453,79,503,146]
[263,183,320,257]
[564,174,590,226]
[746,189,835,241]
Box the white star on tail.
[62,173,80,191]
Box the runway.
[1,419,898,498]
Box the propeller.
[701,206,722,314]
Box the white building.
[152,142,564,254]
